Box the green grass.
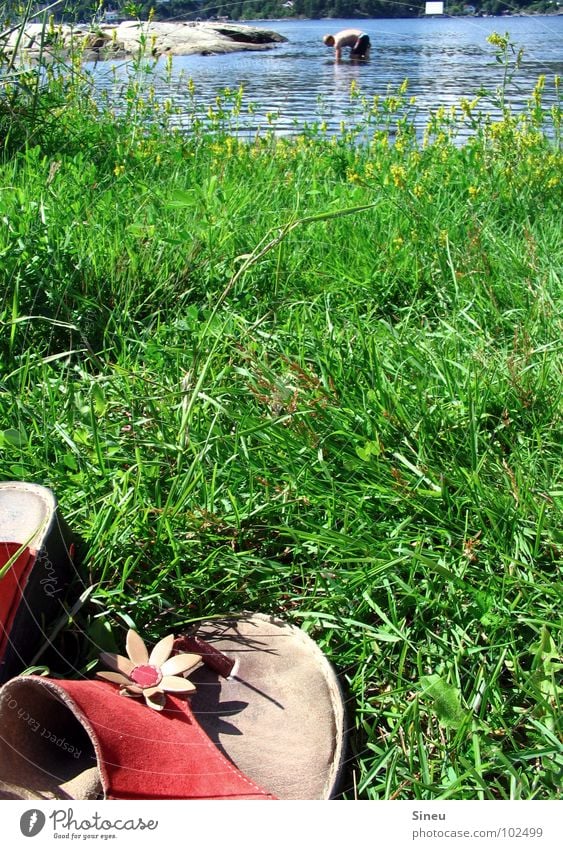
[0,28,562,799]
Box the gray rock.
[3,20,286,61]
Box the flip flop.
[0,482,78,684]
[0,614,346,799]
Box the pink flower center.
[130,664,162,688]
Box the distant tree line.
[132,0,561,19]
[1,0,559,26]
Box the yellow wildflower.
[487,33,509,50]
[390,164,406,188]
[532,75,545,106]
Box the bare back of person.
[323,28,371,61]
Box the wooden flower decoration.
[97,630,201,711]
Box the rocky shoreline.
[3,20,287,62]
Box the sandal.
[0,614,346,799]
[0,482,78,684]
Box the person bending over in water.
[323,29,371,62]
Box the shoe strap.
[173,634,235,678]
[47,678,276,800]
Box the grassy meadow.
[0,25,561,799]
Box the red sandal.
[0,614,346,800]
[0,482,79,684]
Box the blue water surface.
[91,16,563,136]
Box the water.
[90,16,563,137]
